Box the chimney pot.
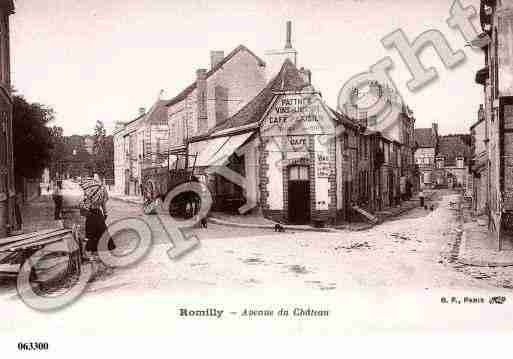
[138,107,146,116]
[115,121,125,130]
[196,69,208,134]
[210,51,225,70]
[196,68,207,80]
[432,123,438,136]
[285,21,292,49]
[478,104,485,120]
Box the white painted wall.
[315,135,331,211]
[266,140,283,210]
[241,137,260,209]
[336,138,343,210]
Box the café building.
[188,59,361,225]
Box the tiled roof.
[165,45,266,108]
[210,59,308,133]
[143,99,169,126]
[210,59,359,135]
[115,99,169,136]
[414,128,436,148]
[437,134,472,166]
[327,106,361,129]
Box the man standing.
[419,189,425,208]
[52,180,63,220]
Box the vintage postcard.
[0,0,512,356]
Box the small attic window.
[436,156,445,169]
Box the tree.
[48,125,65,179]
[92,120,114,180]
[13,96,54,181]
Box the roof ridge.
[165,44,265,108]
[209,59,308,133]
[208,66,284,132]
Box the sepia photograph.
[0,0,512,356]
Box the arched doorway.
[288,165,310,224]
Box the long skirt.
[85,209,115,253]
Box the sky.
[10,0,484,136]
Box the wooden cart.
[0,225,83,284]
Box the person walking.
[52,180,63,220]
[79,178,115,258]
[419,189,425,208]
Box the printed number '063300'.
[18,342,49,351]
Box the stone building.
[113,99,170,196]
[472,0,513,246]
[415,123,471,191]
[414,123,439,189]
[432,135,471,189]
[165,44,268,167]
[188,59,342,224]
[470,104,488,214]
[128,22,417,225]
[187,58,416,225]
[0,1,14,237]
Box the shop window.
[289,165,308,181]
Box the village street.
[98,190,511,294]
[1,189,513,335]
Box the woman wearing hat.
[79,179,115,257]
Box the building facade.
[166,45,268,164]
[470,105,489,214]
[0,1,14,237]
[187,59,417,225]
[414,124,439,189]
[124,22,418,226]
[472,0,513,246]
[432,135,471,189]
[113,100,170,196]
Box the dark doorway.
[124,169,130,196]
[288,165,310,224]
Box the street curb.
[109,196,143,206]
[456,230,513,267]
[208,217,336,233]
[109,195,422,233]
[334,223,375,232]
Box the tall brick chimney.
[210,51,225,70]
[265,21,298,78]
[478,104,485,121]
[115,121,125,131]
[432,122,438,137]
[285,21,292,49]
[196,69,208,134]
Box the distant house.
[433,134,472,189]
[414,123,438,189]
[470,104,488,214]
[113,99,170,196]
